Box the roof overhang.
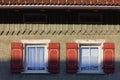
[0,5,120,10]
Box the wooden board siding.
[0,0,120,5]
[0,24,119,35]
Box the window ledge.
[77,71,104,74]
[22,71,50,74]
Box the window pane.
[79,47,99,71]
[37,47,45,69]
[90,48,98,56]
[80,48,90,71]
[28,47,35,69]
[27,46,45,70]
[81,56,90,70]
[90,48,99,70]
[90,57,98,70]
[81,48,89,56]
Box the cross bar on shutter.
[103,42,114,49]
[48,43,60,49]
[66,43,78,49]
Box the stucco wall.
[0,24,120,80]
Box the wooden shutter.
[48,43,60,73]
[11,42,23,73]
[103,42,114,73]
[66,43,78,73]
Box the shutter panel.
[48,43,60,73]
[103,42,114,73]
[11,42,23,73]
[66,43,78,73]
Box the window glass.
[27,46,45,70]
[80,48,90,71]
[90,48,99,70]
[80,47,99,71]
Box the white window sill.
[22,71,50,74]
[77,71,104,74]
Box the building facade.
[0,0,120,80]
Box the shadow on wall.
[0,60,120,80]
[0,9,120,80]
[0,9,119,25]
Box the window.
[66,40,114,74]
[79,45,100,73]
[78,14,103,24]
[23,14,47,23]
[11,40,60,74]
[25,45,47,73]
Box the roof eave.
[0,5,120,10]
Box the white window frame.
[21,39,50,74]
[76,39,105,74]
[79,45,101,73]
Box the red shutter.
[103,42,114,73]
[11,42,23,73]
[48,43,60,73]
[66,43,78,73]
